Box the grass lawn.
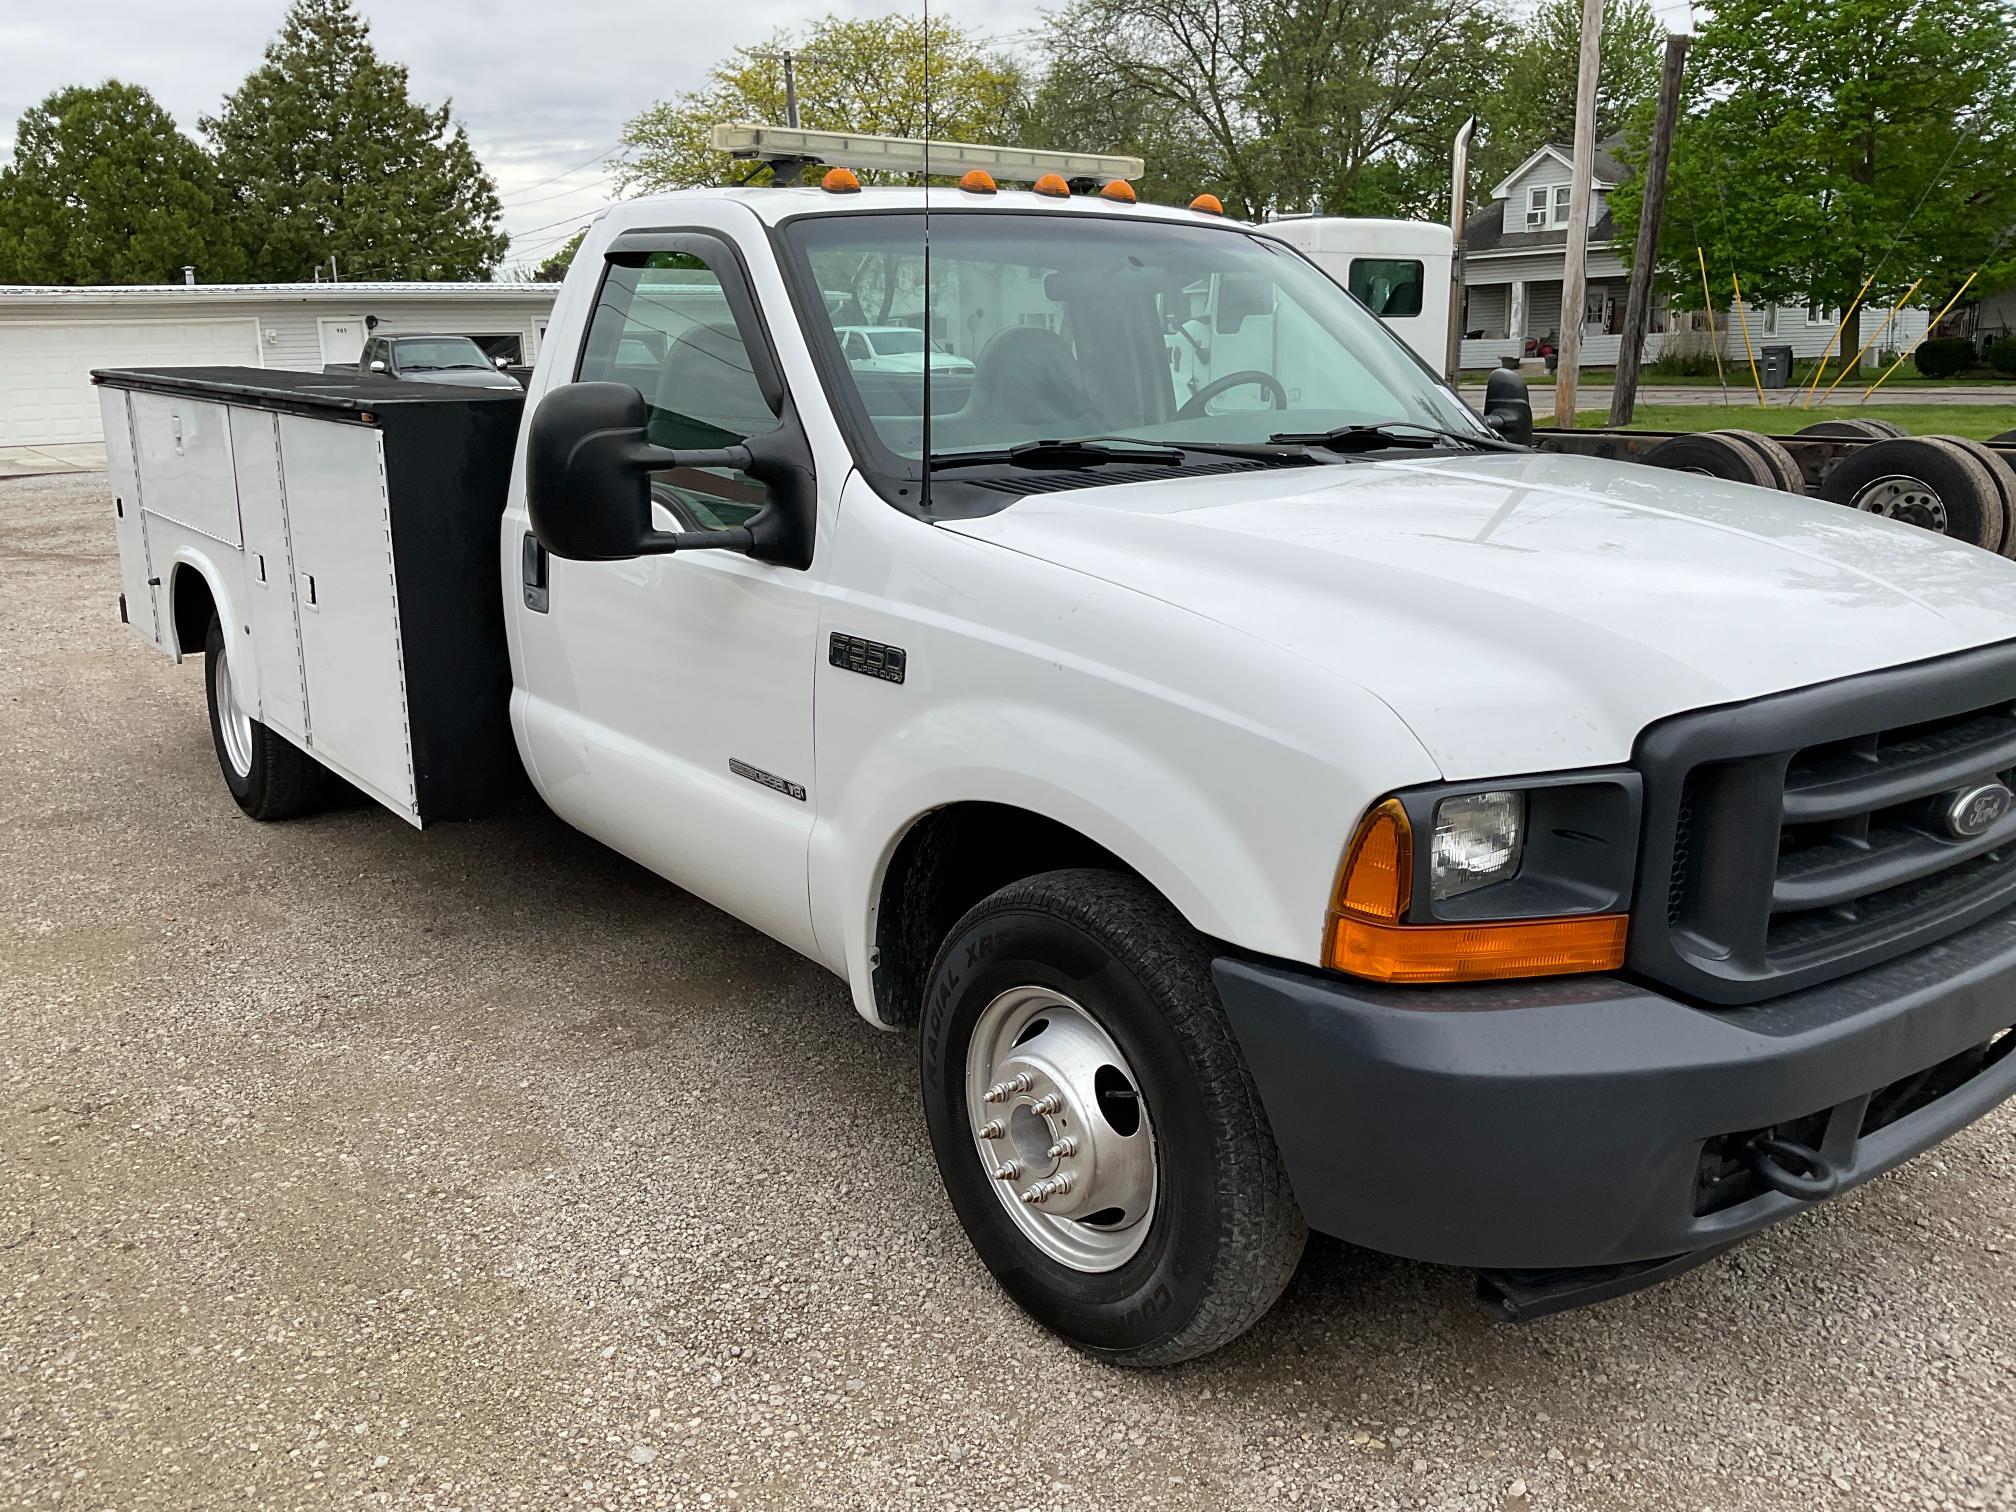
[1464,367,2013,388]
[1542,402,2016,441]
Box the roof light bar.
[709,123,1144,185]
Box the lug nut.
[1048,1171,1076,1196]
[992,1161,1021,1181]
[1018,1186,1044,1205]
[984,1072,1034,1104]
[1047,1137,1078,1159]
[1032,1093,1063,1115]
[978,1120,1005,1141]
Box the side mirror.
[526,381,815,568]
[1214,272,1273,335]
[368,360,387,374]
[1481,365,1534,446]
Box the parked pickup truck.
[322,331,522,391]
[97,171,2016,1366]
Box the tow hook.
[1745,1134,1840,1200]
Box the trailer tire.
[920,868,1306,1367]
[1640,431,1779,488]
[1817,437,2006,550]
[1796,419,1892,442]
[1934,436,2016,556]
[205,615,327,820]
[1990,429,2016,447]
[1719,429,1808,494]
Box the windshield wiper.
[1267,421,1525,454]
[928,438,1185,471]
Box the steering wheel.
[1176,369,1288,420]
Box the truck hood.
[944,450,2016,780]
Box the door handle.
[521,531,550,613]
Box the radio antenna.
[920,0,934,506]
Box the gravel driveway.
[2,471,2012,1512]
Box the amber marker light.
[1189,193,1225,215]
[1099,178,1137,203]
[959,169,998,194]
[1324,799,1628,984]
[821,167,862,193]
[1033,172,1072,198]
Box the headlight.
[1324,774,1641,984]
[1430,790,1524,900]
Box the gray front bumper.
[1213,908,2016,1270]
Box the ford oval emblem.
[1944,782,2013,840]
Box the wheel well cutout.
[170,567,218,657]
[870,803,1131,1028]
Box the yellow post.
[1731,272,1766,409]
[1862,272,1979,402]
[1696,247,1727,393]
[1800,274,1874,409]
[1817,277,1921,404]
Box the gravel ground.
[2,470,2013,1512]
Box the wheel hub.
[212,643,254,779]
[967,986,1157,1271]
[1851,473,1948,533]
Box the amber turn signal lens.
[1189,193,1225,215]
[1325,797,1627,983]
[821,167,862,193]
[1033,172,1071,198]
[1326,912,1628,984]
[959,169,997,194]
[1099,178,1137,203]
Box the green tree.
[203,0,507,281]
[1471,0,1664,193]
[0,82,245,285]
[1029,0,1506,222]
[619,14,1028,192]
[1611,0,2016,358]
[534,229,587,283]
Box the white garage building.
[0,282,560,447]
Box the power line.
[505,175,618,211]
[500,145,624,202]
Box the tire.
[1817,436,2006,549]
[204,614,328,820]
[1640,431,1779,488]
[1718,429,1808,494]
[920,868,1306,1367]
[1932,436,2016,556]
[1796,419,1891,442]
[1861,419,1910,439]
[1990,429,2016,447]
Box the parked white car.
[834,324,974,377]
[97,171,2016,1368]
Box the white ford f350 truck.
[98,161,2016,1366]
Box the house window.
[1526,187,1548,229]
[1553,184,1573,226]
[1806,303,1836,324]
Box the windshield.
[784,211,1482,466]
[868,329,925,355]
[395,337,490,370]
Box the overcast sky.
[4,0,1694,277]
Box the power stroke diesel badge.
[1943,781,2012,840]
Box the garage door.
[0,317,262,445]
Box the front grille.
[1633,642,2016,1004]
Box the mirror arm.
[619,430,816,570]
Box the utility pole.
[1553,0,1605,428]
[1609,30,1689,427]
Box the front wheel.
[204,614,327,820]
[920,869,1306,1366]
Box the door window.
[578,250,778,532]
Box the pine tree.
[0,82,246,285]
[203,0,508,281]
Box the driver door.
[509,231,826,960]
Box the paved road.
[1457,382,2016,410]
[4,471,2013,1511]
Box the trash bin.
[1761,344,1794,388]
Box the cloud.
[1,0,1045,272]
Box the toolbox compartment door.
[228,408,309,744]
[98,387,163,649]
[278,414,418,821]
